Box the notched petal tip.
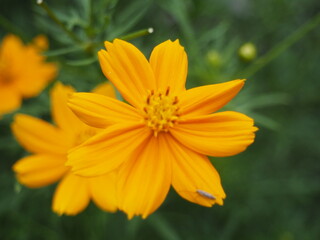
[126,212,135,220]
[196,189,226,206]
[179,79,247,117]
[103,40,113,50]
[174,189,225,208]
[149,39,188,94]
[172,39,183,48]
[162,39,181,45]
[172,111,257,157]
[122,210,150,220]
[104,38,126,50]
[98,49,107,57]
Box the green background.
[0,0,319,239]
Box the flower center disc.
[143,88,179,136]
[0,61,13,86]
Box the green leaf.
[66,56,97,66]
[238,93,291,111]
[107,0,152,39]
[44,46,85,57]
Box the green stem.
[238,12,320,78]
[37,1,82,43]
[93,28,154,49]
[119,28,154,41]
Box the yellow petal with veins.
[165,134,226,206]
[13,154,68,188]
[178,80,245,117]
[67,123,152,176]
[89,172,118,212]
[149,39,187,94]
[117,134,171,219]
[51,82,85,136]
[98,39,156,108]
[11,114,70,154]
[52,173,90,216]
[68,92,141,128]
[171,111,257,157]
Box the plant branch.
[37,0,82,43]
[237,12,320,78]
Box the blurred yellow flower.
[12,82,117,215]
[0,34,57,116]
[67,39,258,219]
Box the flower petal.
[51,82,85,136]
[14,49,57,98]
[165,135,226,206]
[117,134,171,219]
[68,92,141,128]
[98,39,156,108]
[67,123,152,177]
[171,111,257,157]
[11,114,70,154]
[178,80,245,116]
[32,35,49,51]
[0,87,21,115]
[91,81,116,98]
[89,172,118,212]
[52,173,90,216]
[149,39,187,94]
[0,34,24,66]
[13,154,68,188]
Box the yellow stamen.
[143,87,179,136]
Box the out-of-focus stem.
[120,28,154,41]
[238,12,320,78]
[37,1,82,43]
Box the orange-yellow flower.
[12,82,117,215]
[0,34,57,116]
[67,39,258,219]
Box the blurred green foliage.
[1,0,320,239]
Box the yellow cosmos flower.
[12,82,117,215]
[67,39,258,219]
[0,34,56,116]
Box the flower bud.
[206,50,222,67]
[238,42,257,61]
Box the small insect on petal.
[196,189,216,200]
